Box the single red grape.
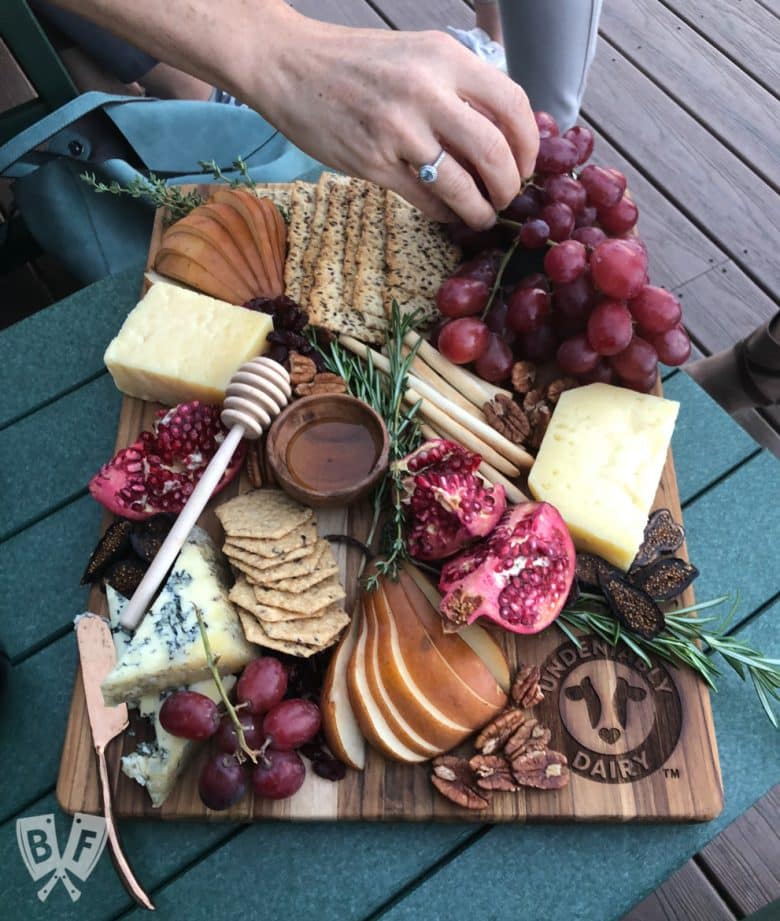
[534,111,559,138]
[484,298,518,349]
[536,136,579,174]
[557,335,600,375]
[579,358,615,384]
[507,287,551,333]
[574,205,598,228]
[438,317,491,364]
[619,370,659,393]
[539,202,575,242]
[598,194,639,235]
[648,324,692,366]
[610,336,659,384]
[563,125,595,164]
[572,226,607,248]
[252,749,306,800]
[214,712,264,754]
[518,219,550,249]
[519,322,558,361]
[198,753,248,811]
[553,275,594,325]
[587,300,634,356]
[237,657,288,716]
[628,285,682,334]
[262,699,321,751]
[447,221,506,253]
[590,238,648,300]
[543,175,587,213]
[544,240,587,285]
[579,164,625,209]
[159,691,220,740]
[474,333,514,383]
[453,250,503,287]
[516,272,550,292]
[436,277,490,318]
[502,186,543,222]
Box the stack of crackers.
[282,173,461,344]
[215,490,350,658]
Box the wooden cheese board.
[57,195,723,823]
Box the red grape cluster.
[436,112,692,392]
[158,656,324,810]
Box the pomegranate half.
[438,502,575,634]
[89,401,246,520]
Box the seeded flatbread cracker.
[342,180,371,306]
[225,522,318,558]
[224,534,318,569]
[237,609,320,657]
[254,601,328,623]
[229,575,261,612]
[352,183,387,320]
[252,577,345,613]
[262,605,350,646]
[284,181,316,300]
[242,538,328,581]
[264,563,340,594]
[299,172,347,305]
[224,545,313,575]
[216,490,313,540]
[383,190,461,323]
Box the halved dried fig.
[633,508,685,567]
[575,552,622,593]
[130,514,175,563]
[104,556,147,597]
[599,570,665,640]
[81,519,132,585]
[629,557,699,601]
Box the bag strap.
[0,91,154,176]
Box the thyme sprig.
[558,593,780,727]
[314,302,423,588]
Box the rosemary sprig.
[314,302,423,588]
[80,170,203,221]
[558,594,779,727]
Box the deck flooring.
[1,3,779,918]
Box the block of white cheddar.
[104,281,273,405]
[528,383,679,570]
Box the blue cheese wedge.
[101,526,257,706]
[106,584,237,807]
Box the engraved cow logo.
[564,673,647,745]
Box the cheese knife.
[75,614,155,911]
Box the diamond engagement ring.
[417,150,447,184]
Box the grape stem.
[481,235,521,320]
[194,605,262,764]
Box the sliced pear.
[176,212,260,295]
[199,200,272,293]
[154,251,245,305]
[321,608,365,771]
[346,603,427,764]
[362,593,444,758]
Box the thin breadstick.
[401,345,484,421]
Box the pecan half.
[504,717,542,758]
[475,708,528,755]
[469,754,518,792]
[295,372,348,398]
[288,351,317,387]
[483,394,531,445]
[511,360,537,395]
[246,444,263,489]
[546,377,578,405]
[528,404,552,451]
[510,665,543,709]
[510,749,570,790]
[431,756,490,810]
[522,387,547,417]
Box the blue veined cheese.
[528,383,679,570]
[101,526,257,706]
[106,584,237,807]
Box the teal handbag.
[0,91,324,283]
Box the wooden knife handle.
[97,748,156,911]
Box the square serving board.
[57,198,723,823]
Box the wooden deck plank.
[367,0,471,30]
[289,0,388,27]
[600,0,780,189]
[658,0,780,94]
[622,861,735,921]
[583,40,779,298]
[698,786,780,916]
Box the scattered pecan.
[295,371,348,398]
[430,756,490,810]
[522,387,547,418]
[288,351,317,387]
[504,717,545,758]
[528,404,552,451]
[246,445,263,489]
[511,360,537,394]
[469,754,518,792]
[483,394,531,445]
[475,708,528,755]
[510,665,543,709]
[546,377,578,405]
[510,749,570,790]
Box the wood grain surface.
[56,201,723,823]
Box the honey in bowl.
[286,418,382,492]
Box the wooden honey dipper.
[119,357,291,630]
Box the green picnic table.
[0,267,777,920]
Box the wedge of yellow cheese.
[104,281,273,405]
[528,383,679,570]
